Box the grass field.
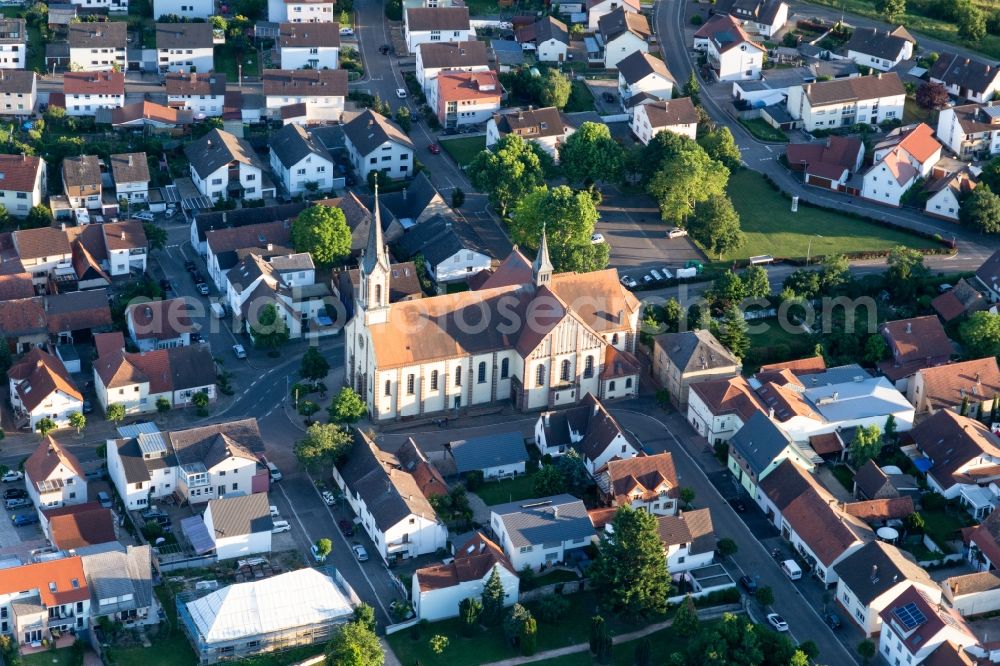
[473,470,539,505]
[440,135,486,168]
[719,170,939,262]
[214,45,260,80]
[21,649,76,666]
[802,0,1000,59]
[738,118,788,143]
[565,80,596,113]
[904,98,933,125]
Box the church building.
[345,189,642,421]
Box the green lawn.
[904,98,933,126]
[105,586,197,666]
[564,80,596,113]
[738,118,788,143]
[473,471,539,506]
[720,170,939,262]
[214,45,260,80]
[541,626,683,666]
[744,318,815,372]
[440,135,486,168]
[26,23,44,73]
[831,464,855,494]
[921,507,975,550]
[21,649,76,666]
[522,567,582,591]
[802,0,1000,59]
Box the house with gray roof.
[268,123,335,197]
[843,26,914,72]
[80,544,158,625]
[930,52,1000,103]
[392,214,491,284]
[449,432,529,478]
[342,109,414,182]
[332,429,447,564]
[535,393,642,474]
[727,411,816,496]
[651,330,741,408]
[489,494,595,571]
[184,128,274,202]
[358,171,450,228]
[204,493,273,561]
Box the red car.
[428,143,441,154]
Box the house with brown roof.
[0,296,47,352]
[166,72,227,117]
[44,288,113,343]
[103,221,147,277]
[63,71,124,118]
[937,100,1000,161]
[414,40,489,97]
[930,52,1000,103]
[879,316,954,389]
[92,331,217,414]
[0,69,35,116]
[0,153,45,216]
[262,69,347,122]
[651,329,741,408]
[785,135,865,192]
[25,435,87,509]
[155,22,215,73]
[12,227,73,288]
[943,570,1000,617]
[204,219,293,291]
[599,8,651,69]
[687,375,766,443]
[42,502,116,550]
[110,153,150,204]
[598,452,678,515]
[841,496,915,524]
[909,410,1000,516]
[7,347,83,431]
[486,106,576,161]
[68,21,126,72]
[908,358,1000,417]
[412,532,519,621]
[862,123,942,207]
[535,393,642,474]
[278,22,340,70]
[0,556,91,647]
[404,6,471,53]
[967,508,1000,571]
[587,0,639,30]
[853,459,920,501]
[110,101,194,129]
[126,297,195,352]
[62,154,103,211]
[656,508,716,572]
[785,73,906,132]
[878,586,977,663]
[342,109,414,182]
[630,97,699,145]
[931,277,986,322]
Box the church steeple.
[532,226,553,288]
[357,177,391,325]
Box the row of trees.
[872,0,995,41]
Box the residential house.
[976,250,1000,303]
[587,0,638,31]
[155,23,215,73]
[24,436,87,510]
[343,109,415,181]
[395,438,448,499]
[861,123,942,207]
[63,71,124,118]
[617,51,675,112]
[599,8,650,70]
[263,69,347,122]
[267,0,336,23]
[356,170,451,227]
[110,101,193,129]
[7,347,83,431]
[489,494,594,570]
[412,532,519,621]
[910,410,1000,516]
[785,135,865,192]
[43,503,116,550]
[62,155,102,211]
[203,219,293,290]
[486,107,576,161]
[656,508,716,573]
[728,411,816,497]
[155,0,213,19]
[81,544,157,626]
[925,168,977,222]
[532,16,569,62]
[185,128,272,202]
[535,394,642,474]
[449,432,530,479]
[878,586,978,663]
[171,419,268,505]
[687,375,766,443]
[404,6,471,54]
[0,558,91,645]
[967,508,1000,570]
[92,331,217,414]
[166,72,227,117]
[651,330,741,408]
[0,19,26,69]
[106,425,177,511]
[630,97,699,144]
[393,214,490,284]
[269,123,335,196]
[908,357,1000,416]
[930,52,1000,103]
[75,0,128,13]
[937,101,1000,160]
[278,21,340,70]
[853,459,920,501]
[714,0,788,37]
[101,221,148,276]
[332,429,448,563]
[0,297,48,352]
[879,316,954,390]
[693,14,764,81]
[0,69,36,116]
[785,73,906,132]
[843,26,915,71]
[943,570,1000,618]
[598,453,678,515]
[44,289,113,343]
[0,153,45,215]
[204,493,273,560]
[110,152,150,204]
[125,298,195,351]
[68,22,126,72]
[434,70,502,128]
[415,40,489,99]
[834,541,939,635]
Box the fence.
[385,618,420,636]
[519,576,589,602]
[156,554,216,574]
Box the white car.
[660,268,673,279]
[339,27,354,36]
[352,543,369,562]
[590,233,605,244]
[310,544,328,563]
[620,275,637,289]
[642,274,654,284]
[132,211,155,222]
[767,613,789,632]
[396,88,407,99]
[321,491,336,506]
[1,471,23,483]
[667,227,688,239]
[232,344,247,359]
[271,520,291,533]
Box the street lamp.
[806,234,824,265]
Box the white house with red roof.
[693,14,765,81]
[63,71,124,118]
[687,375,766,443]
[0,557,91,645]
[24,436,88,510]
[434,71,502,128]
[7,348,83,432]
[862,123,942,207]
[598,453,679,515]
[878,586,978,664]
[412,532,520,621]
[0,153,45,215]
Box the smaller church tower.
[357,179,391,326]
[532,228,553,288]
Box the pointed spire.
[532,224,553,288]
[361,174,390,275]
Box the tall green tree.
[106,403,126,425]
[291,205,352,266]
[143,223,167,251]
[481,567,506,626]
[711,271,746,306]
[540,68,572,108]
[874,0,906,23]
[250,304,289,351]
[886,245,926,301]
[649,151,730,225]
[324,620,384,666]
[863,334,888,366]
[300,347,330,381]
[717,304,750,360]
[960,184,1000,233]
[957,0,987,41]
[697,126,742,170]
[459,597,482,636]
[683,71,700,106]
[294,422,353,470]
[590,506,671,618]
[850,424,883,466]
[25,205,52,229]
[742,265,771,299]
[35,417,56,437]
[559,121,624,185]
[510,185,608,273]
[961,311,1000,358]
[329,386,367,423]
[69,412,86,435]
[689,195,744,258]
[468,134,547,216]
[820,254,850,293]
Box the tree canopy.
[960,185,1000,233]
[300,347,330,381]
[468,135,548,216]
[324,620,384,666]
[511,185,608,273]
[647,144,730,225]
[294,422,353,471]
[559,121,625,185]
[689,194,744,258]
[250,304,289,350]
[915,81,949,110]
[961,311,1000,358]
[291,205,352,266]
[329,386,368,423]
[590,505,671,618]
[698,126,742,170]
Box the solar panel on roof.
[137,431,167,455]
[893,602,927,630]
[983,106,1000,119]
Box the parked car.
[601,91,615,103]
[338,519,354,537]
[590,233,605,244]
[767,614,789,632]
[321,491,336,506]
[132,211,155,222]
[265,460,281,481]
[310,543,328,563]
[82,400,93,414]
[271,520,291,534]
[728,498,746,512]
[11,513,38,527]
[428,143,441,154]
[196,283,209,296]
[232,344,247,359]
[620,275,637,289]
[642,274,654,284]
[5,498,29,510]
[667,227,688,239]
[660,267,673,279]
[190,332,203,342]
[378,44,392,54]
[84,468,104,481]
[97,491,112,509]
[3,489,26,500]
[824,612,842,629]
[1,471,23,483]
[269,505,280,518]
[352,543,369,562]
[739,575,758,594]
[339,26,354,36]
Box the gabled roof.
[534,15,568,44]
[185,128,267,179]
[0,296,46,337]
[436,70,502,103]
[653,329,739,374]
[0,557,89,606]
[406,6,470,31]
[598,7,650,41]
[930,52,1000,97]
[841,496,915,521]
[879,586,974,656]
[844,26,912,61]
[278,21,341,48]
[729,411,793,475]
[342,109,414,156]
[915,357,1000,411]
[44,288,112,334]
[977,249,1000,293]
[13,227,71,260]
[166,72,226,97]
[880,315,953,365]
[490,494,593,548]
[393,214,472,267]
[195,205,302,245]
[80,544,153,614]
[8,348,82,412]
[24,435,86,486]
[415,532,515,591]
[945,570,1000,598]
[655,507,715,554]
[690,376,766,422]
[111,101,192,127]
[126,297,195,340]
[450,432,529,474]
[911,410,1000,492]
[156,22,213,49]
[262,69,348,97]
[802,73,905,105]
[110,152,150,186]
[395,438,448,498]
[874,123,941,165]
[758,458,826,510]
[44,503,116,550]
[931,278,985,323]
[168,418,264,469]
[968,508,1000,568]
[205,220,292,257]
[63,154,101,189]
[492,106,567,139]
[269,123,333,169]
[64,70,124,96]
[783,491,871,566]
[0,68,34,95]
[617,50,672,85]
[0,272,34,300]
[417,40,488,70]
[68,21,125,48]
[640,97,699,128]
[541,393,639,464]
[0,153,43,193]
[854,460,899,500]
[207,493,272,538]
[604,453,677,504]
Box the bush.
[533,594,570,623]
[525,458,540,474]
[922,492,946,511]
[690,14,703,24]
[464,470,484,490]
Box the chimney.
[543,412,550,426]
[871,564,878,579]
[479,541,486,553]
[267,242,273,251]
[121,231,125,240]
[768,407,774,419]
[60,222,66,231]
[222,212,227,224]
[905,321,912,334]
[877,72,883,79]
[128,154,133,167]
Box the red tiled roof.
[24,436,85,488]
[45,503,116,550]
[842,496,915,521]
[415,532,514,591]
[0,557,89,606]
[915,357,1000,411]
[759,355,826,374]
[0,153,43,193]
[7,348,82,412]
[63,70,124,95]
